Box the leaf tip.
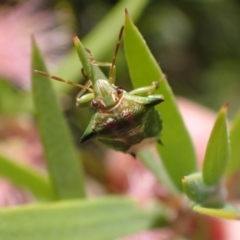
[31,35,37,48]
[125,8,129,17]
[125,8,131,23]
[222,103,229,111]
[73,34,80,46]
[159,74,167,82]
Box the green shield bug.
[35,26,164,156]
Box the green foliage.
[0,80,32,114]
[202,104,230,185]
[182,172,215,204]
[124,10,197,191]
[0,197,163,240]
[137,149,177,194]
[0,4,240,240]
[193,204,240,220]
[73,36,105,83]
[32,39,85,199]
[226,110,240,175]
[0,154,54,200]
[182,105,240,219]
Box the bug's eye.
[91,100,99,108]
[116,86,123,95]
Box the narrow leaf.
[193,204,240,220]
[137,149,178,194]
[0,197,161,240]
[202,104,230,186]
[73,35,105,83]
[32,38,85,199]
[226,110,240,175]
[0,154,54,200]
[0,80,32,114]
[124,10,197,191]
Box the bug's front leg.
[129,81,159,96]
[129,74,167,96]
[76,92,94,108]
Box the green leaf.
[124,10,197,191]
[182,172,215,204]
[0,154,54,200]
[73,35,105,83]
[226,110,240,175]
[0,197,162,240]
[182,172,225,206]
[202,104,230,186]
[183,172,240,220]
[0,79,32,114]
[31,38,85,199]
[137,149,178,194]
[54,0,149,92]
[193,203,240,220]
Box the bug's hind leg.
[84,48,115,84]
[85,48,112,67]
[84,26,124,85]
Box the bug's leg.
[76,92,95,108]
[108,26,124,84]
[129,74,167,95]
[84,47,115,83]
[85,48,112,67]
[129,75,167,96]
[85,26,124,85]
[129,81,159,96]
[76,69,95,108]
[85,47,116,84]
[77,68,93,99]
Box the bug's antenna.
[34,70,93,92]
[109,26,124,81]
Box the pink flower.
[0,1,71,89]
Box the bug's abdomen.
[96,105,162,152]
[81,92,163,153]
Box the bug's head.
[92,79,123,109]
